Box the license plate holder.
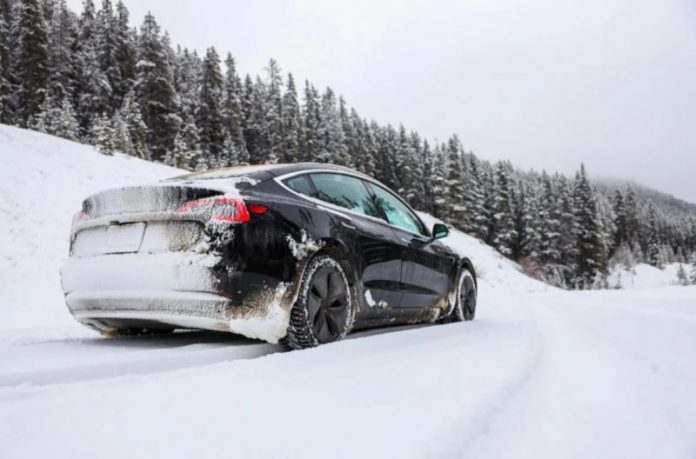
[104,222,146,254]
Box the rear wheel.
[282,255,355,350]
[443,268,477,322]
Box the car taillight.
[176,197,251,223]
[71,210,88,228]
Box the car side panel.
[245,180,404,325]
[397,230,458,309]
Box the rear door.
[285,173,404,316]
[366,182,455,309]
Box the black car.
[61,163,477,349]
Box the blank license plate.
[105,223,146,254]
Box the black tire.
[282,255,355,350]
[442,268,477,322]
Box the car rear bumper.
[61,252,294,343]
[67,290,233,332]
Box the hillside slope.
[0,124,544,330]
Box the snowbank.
[418,212,549,295]
[0,125,180,329]
[608,262,692,290]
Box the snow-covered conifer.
[281,73,302,163]
[646,204,661,268]
[442,135,467,228]
[135,12,179,160]
[316,87,346,164]
[118,89,148,158]
[91,113,116,155]
[196,47,224,159]
[492,162,517,256]
[573,165,607,287]
[14,0,50,125]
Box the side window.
[309,173,380,219]
[369,184,426,235]
[284,175,313,196]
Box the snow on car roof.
[165,164,289,180]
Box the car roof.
[165,162,374,182]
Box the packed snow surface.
[1,125,695,458]
[608,262,692,289]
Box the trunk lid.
[82,184,223,220]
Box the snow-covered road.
[2,125,695,458]
[2,287,695,459]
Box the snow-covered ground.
[608,262,692,290]
[1,125,695,458]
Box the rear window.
[285,175,314,196]
[308,173,380,219]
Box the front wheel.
[282,255,355,350]
[443,268,477,322]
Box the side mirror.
[432,223,449,239]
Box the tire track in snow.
[0,333,277,388]
[424,306,545,458]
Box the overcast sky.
[68,0,696,202]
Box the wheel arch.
[460,257,478,288]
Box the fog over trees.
[2,0,695,288]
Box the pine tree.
[462,154,486,238]
[354,115,377,175]
[646,204,661,268]
[167,121,202,169]
[113,0,136,106]
[245,76,270,164]
[281,72,302,163]
[14,0,50,126]
[95,0,121,112]
[263,58,283,163]
[301,80,321,161]
[514,182,542,262]
[118,88,148,158]
[481,167,497,245]
[611,189,627,253]
[91,112,116,155]
[557,177,580,283]
[53,95,79,140]
[339,96,355,168]
[420,139,434,211]
[111,110,132,153]
[676,263,689,286]
[690,254,696,284]
[135,12,179,160]
[396,127,422,208]
[573,165,607,287]
[0,25,8,123]
[221,53,247,161]
[430,144,448,220]
[491,162,517,256]
[46,0,77,104]
[442,135,466,228]
[624,187,639,243]
[538,174,561,266]
[0,0,10,122]
[73,0,110,134]
[316,86,346,164]
[196,46,224,164]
